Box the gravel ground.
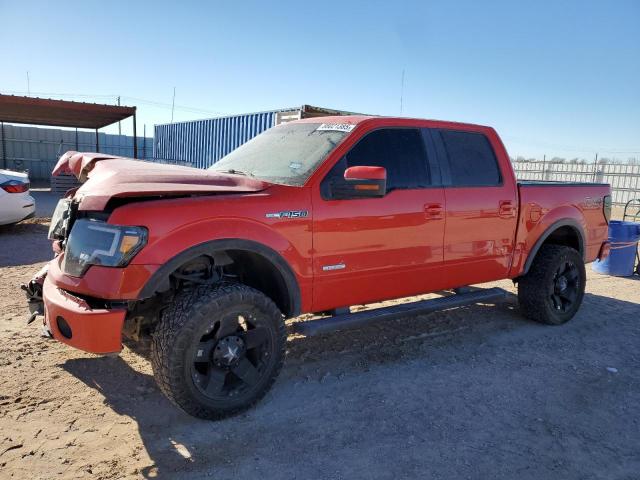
[1,219,639,480]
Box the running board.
[294,287,508,337]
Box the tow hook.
[21,264,49,325]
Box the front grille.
[58,287,129,311]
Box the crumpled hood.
[53,152,270,211]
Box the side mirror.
[330,166,387,199]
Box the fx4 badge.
[583,197,603,209]
[265,210,309,219]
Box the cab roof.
[293,115,493,133]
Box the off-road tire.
[518,245,586,325]
[151,283,286,420]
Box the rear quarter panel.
[509,184,610,277]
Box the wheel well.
[137,240,300,319]
[542,225,581,253]
[522,222,585,275]
[223,249,293,317]
[166,249,295,317]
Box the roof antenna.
[400,69,405,115]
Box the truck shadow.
[0,221,53,267]
[62,356,208,478]
[61,291,640,479]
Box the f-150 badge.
[265,210,309,219]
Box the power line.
[120,96,225,116]
[2,90,226,116]
[502,135,640,154]
[3,90,117,99]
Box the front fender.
[107,192,313,313]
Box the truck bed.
[518,180,609,187]
[510,181,611,276]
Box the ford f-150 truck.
[24,116,611,420]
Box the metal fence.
[512,160,640,205]
[0,124,153,181]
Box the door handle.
[424,203,444,220]
[499,200,516,218]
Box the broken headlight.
[48,198,72,240]
[62,219,148,277]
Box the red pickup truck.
[26,116,611,420]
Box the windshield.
[208,122,351,186]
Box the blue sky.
[1,0,639,160]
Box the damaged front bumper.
[41,276,126,354]
[23,256,158,354]
[23,263,126,353]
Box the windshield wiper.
[216,169,254,177]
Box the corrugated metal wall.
[0,124,153,181]
[154,111,278,169]
[512,160,640,205]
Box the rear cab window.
[436,130,502,187]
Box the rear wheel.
[518,245,586,325]
[151,283,286,420]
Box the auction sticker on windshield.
[316,123,356,133]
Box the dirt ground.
[1,219,639,480]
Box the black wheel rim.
[190,309,272,401]
[549,260,580,313]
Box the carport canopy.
[0,94,138,157]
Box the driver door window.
[321,128,430,198]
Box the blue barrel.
[592,220,640,277]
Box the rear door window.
[438,130,501,186]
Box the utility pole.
[171,87,176,123]
[26,71,30,95]
[117,96,121,136]
[1,122,6,170]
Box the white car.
[0,169,36,226]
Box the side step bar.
[294,287,508,337]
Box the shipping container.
[153,105,359,169]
